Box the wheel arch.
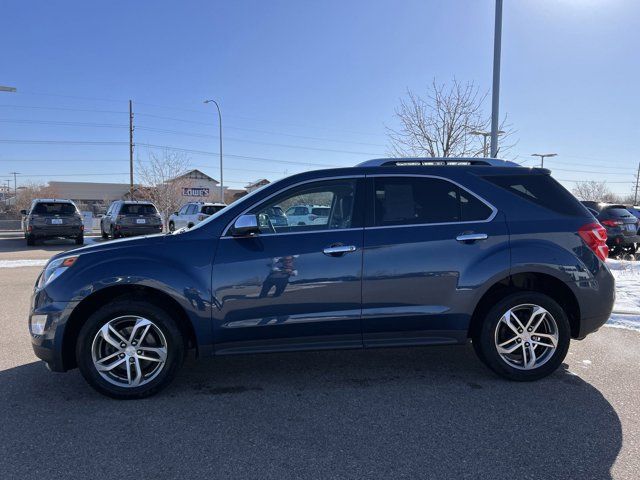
[468,272,581,340]
[61,284,198,371]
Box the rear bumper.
[29,226,82,238]
[574,261,616,339]
[606,234,640,247]
[116,225,163,236]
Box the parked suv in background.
[21,199,83,246]
[29,158,615,398]
[582,201,639,255]
[284,204,330,225]
[168,202,226,231]
[100,201,162,239]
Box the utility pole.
[634,162,640,206]
[4,179,10,207]
[9,172,19,205]
[129,100,134,199]
[490,0,503,158]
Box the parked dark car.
[581,201,639,255]
[30,158,615,398]
[100,201,163,239]
[21,199,84,246]
[625,205,640,229]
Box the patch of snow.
[605,259,640,332]
[0,259,47,269]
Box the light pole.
[203,99,224,203]
[470,129,504,157]
[490,0,503,158]
[531,153,557,168]
[0,86,17,93]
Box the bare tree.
[136,150,192,227]
[387,79,515,158]
[14,182,59,213]
[571,180,616,202]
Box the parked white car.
[168,202,226,231]
[284,205,330,226]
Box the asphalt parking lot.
[0,237,638,479]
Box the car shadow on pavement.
[0,344,622,480]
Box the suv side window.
[186,204,198,215]
[252,179,359,234]
[373,176,493,226]
[178,204,190,215]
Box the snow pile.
[606,259,640,331]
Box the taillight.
[578,222,608,261]
[601,219,622,227]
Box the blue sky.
[1,0,638,195]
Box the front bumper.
[29,290,78,372]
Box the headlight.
[38,255,78,288]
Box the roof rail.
[356,157,521,168]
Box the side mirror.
[231,214,260,237]
[20,209,27,216]
[174,211,179,216]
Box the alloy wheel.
[91,316,168,388]
[494,304,559,370]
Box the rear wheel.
[473,292,570,381]
[26,234,35,246]
[111,226,120,239]
[169,221,175,232]
[101,226,108,239]
[76,298,184,399]
[75,233,84,245]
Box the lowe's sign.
[183,187,210,197]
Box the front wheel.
[76,298,185,399]
[473,292,570,381]
[168,222,175,232]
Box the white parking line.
[0,259,48,268]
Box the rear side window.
[121,203,157,215]
[373,177,493,226]
[483,174,586,216]
[33,202,76,215]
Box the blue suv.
[29,158,615,398]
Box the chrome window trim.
[221,175,365,238]
[366,173,498,228]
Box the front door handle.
[323,244,357,256]
[456,233,488,243]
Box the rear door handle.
[323,245,357,256]
[456,233,488,243]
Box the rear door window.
[372,177,493,226]
[201,205,225,215]
[483,174,587,216]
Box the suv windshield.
[121,204,157,215]
[33,202,76,215]
[201,205,225,215]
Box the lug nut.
[131,341,137,346]
[517,338,522,343]
[137,350,142,355]
[119,353,125,358]
[120,343,126,348]
[518,329,523,333]
[527,327,532,332]
[129,357,135,363]
[525,342,530,347]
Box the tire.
[169,222,175,232]
[76,298,185,399]
[101,227,108,239]
[111,226,120,239]
[26,234,35,246]
[75,233,84,245]
[473,291,570,381]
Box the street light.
[531,153,557,168]
[470,129,505,157]
[203,99,224,203]
[490,0,503,158]
[0,85,17,93]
